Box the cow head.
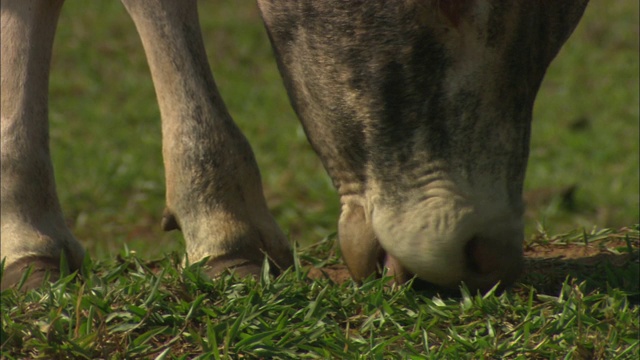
[259,0,589,290]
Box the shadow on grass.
[521,251,639,303]
[305,228,640,303]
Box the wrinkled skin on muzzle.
[258,0,589,291]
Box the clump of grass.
[2,227,638,359]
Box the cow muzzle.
[371,195,525,292]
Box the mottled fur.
[258,0,588,288]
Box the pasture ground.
[1,227,638,359]
[1,1,638,358]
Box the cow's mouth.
[381,252,409,282]
[379,250,515,294]
[379,252,440,292]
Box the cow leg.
[1,0,85,290]
[120,0,292,276]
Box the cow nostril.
[465,236,499,275]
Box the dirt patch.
[524,238,635,261]
[307,264,352,284]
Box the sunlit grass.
[2,227,638,359]
[10,2,635,356]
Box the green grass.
[2,227,638,359]
[1,1,638,358]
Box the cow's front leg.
[121,0,292,276]
[1,0,86,290]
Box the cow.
[1,0,589,292]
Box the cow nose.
[464,234,523,290]
[465,236,499,275]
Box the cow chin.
[372,194,524,292]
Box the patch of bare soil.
[524,238,635,264]
[307,264,352,285]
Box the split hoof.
[1,256,62,291]
[200,256,265,279]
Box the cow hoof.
[200,256,265,279]
[1,256,62,291]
